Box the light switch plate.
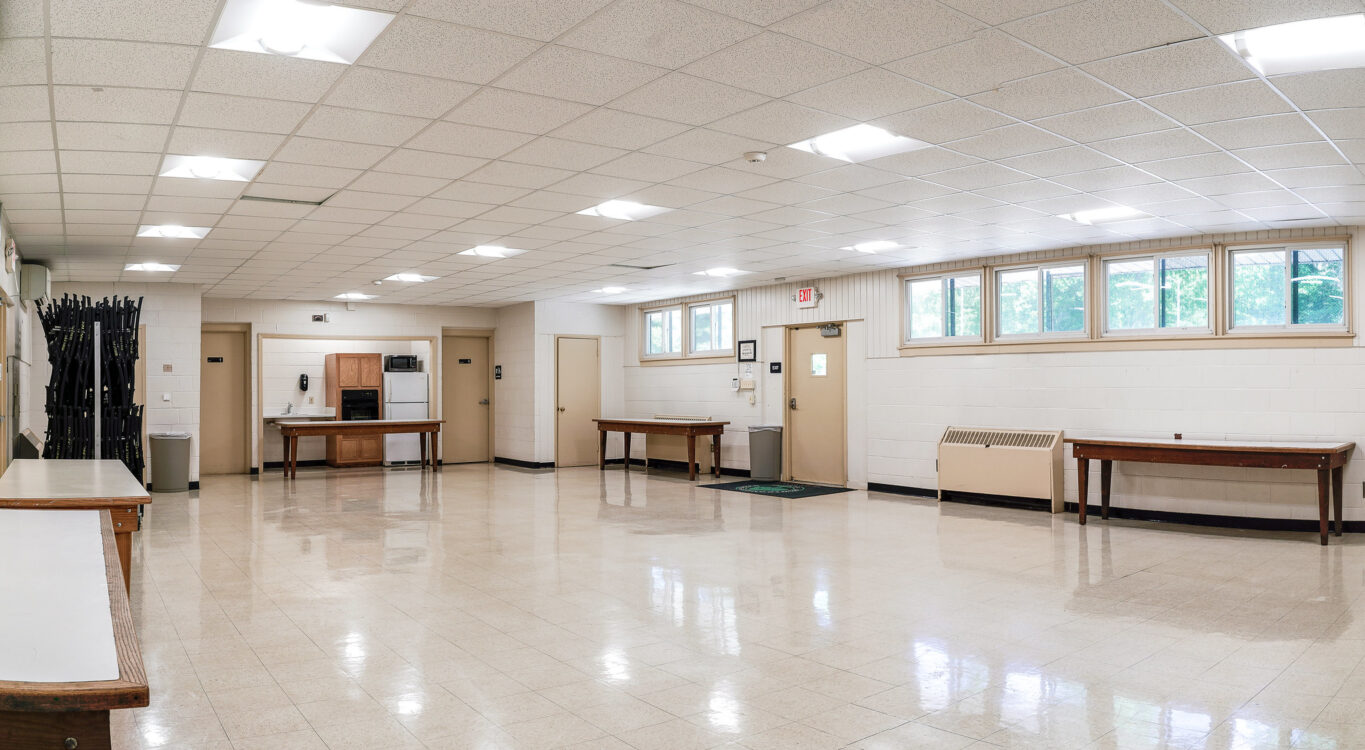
[162,364,172,373]
[161,393,171,402]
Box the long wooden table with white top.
[1068,436,1355,545]
[275,419,444,478]
[0,459,150,593]
[0,509,149,749]
[593,418,730,481]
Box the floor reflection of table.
[0,459,150,594]
[593,418,729,481]
[0,509,149,749]
[1068,437,1354,545]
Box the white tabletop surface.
[1070,436,1353,451]
[594,418,730,426]
[274,418,442,427]
[0,459,149,501]
[0,509,119,683]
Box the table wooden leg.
[290,436,299,479]
[623,432,631,473]
[599,430,608,471]
[432,431,440,471]
[1333,465,1344,536]
[712,433,721,477]
[687,435,697,481]
[1100,459,1112,521]
[1318,468,1331,545]
[420,430,428,470]
[0,709,111,750]
[282,432,289,477]
[1077,457,1088,525]
[115,530,132,595]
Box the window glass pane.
[714,301,733,349]
[1042,264,1085,333]
[909,279,943,338]
[1158,255,1208,328]
[1233,250,1286,326]
[691,305,712,351]
[1292,247,1344,325]
[1106,259,1154,331]
[646,311,663,354]
[998,269,1039,335]
[669,309,681,352]
[810,353,827,376]
[947,276,981,337]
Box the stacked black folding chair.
[37,294,145,480]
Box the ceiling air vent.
[239,193,334,206]
[609,262,674,270]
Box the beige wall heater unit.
[937,427,1064,513]
[645,414,714,473]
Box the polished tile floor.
[117,464,1365,749]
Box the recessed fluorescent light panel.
[458,246,525,259]
[137,225,210,239]
[334,292,374,300]
[384,273,437,282]
[788,124,928,163]
[124,263,180,272]
[694,268,746,278]
[594,286,627,294]
[1219,14,1365,75]
[1057,206,1147,225]
[209,0,395,64]
[160,154,265,182]
[576,200,670,221]
[841,240,901,253]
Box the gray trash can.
[748,425,783,481]
[149,432,191,492]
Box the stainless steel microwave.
[384,355,419,372]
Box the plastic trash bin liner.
[149,432,191,492]
[748,425,783,481]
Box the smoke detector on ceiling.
[743,151,767,163]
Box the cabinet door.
[337,356,361,387]
[359,356,383,387]
[338,436,361,461]
[358,435,383,460]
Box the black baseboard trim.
[263,459,328,470]
[934,488,1357,534]
[612,457,751,478]
[867,482,937,498]
[146,481,199,491]
[249,467,259,475]
[494,456,555,470]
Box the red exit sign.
[796,286,818,308]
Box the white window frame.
[903,271,985,345]
[640,304,683,359]
[1101,249,1213,338]
[1227,242,1350,334]
[686,298,735,356]
[993,260,1089,341]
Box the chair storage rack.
[37,294,145,480]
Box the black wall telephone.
[298,374,309,392]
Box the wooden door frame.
[253,332,438,472]
[202,323,252,474]
[782,322,848,485]
[554,334,601,468]
[440,328,495,464]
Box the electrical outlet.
[308,396,314,404]
[162,363,172,373]
[161,393,171,402]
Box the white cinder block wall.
[625,225,1365,521]
[31,283,202,481]
[493,302,536,463]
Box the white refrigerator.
[383,372,429,465]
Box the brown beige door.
[787,325,846,485]
[200,330,248,475]
[555,336,600,468]
[442,336,490,463]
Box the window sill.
[899,332,1356,356]
[638,354,736,367]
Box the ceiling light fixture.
[576,200,671,221]
[160,154,264,182]
[594,286,627,294]
[137,225,211,239]
[459,245,526,259]
[384,272,437,282]
[841,240,901,253]
[788,123,928,163]
[209,0,395,65]
[334,292,374,300]
[694,268,746,278]
[124,262,180,272]
[1219,14,1365,75]
[1056,206,1146,225]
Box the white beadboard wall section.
[32,282,202,481]
[625,225,1365,518]
[493,302,536,464]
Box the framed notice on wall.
[737,340,756,362]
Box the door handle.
[478,399,489,405]
[558,406,566,413]
[789,397,797,410]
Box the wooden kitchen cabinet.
[323,353,384,467]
